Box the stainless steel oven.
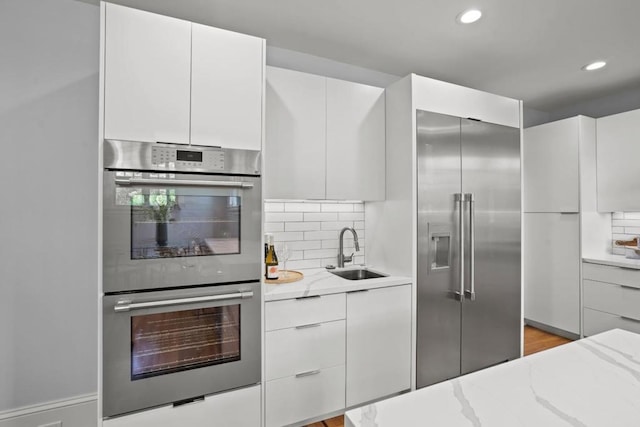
[102,140,262,418]
[103,139,262,293]
[102,282,260,417]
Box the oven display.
[176,150,203,162]
[130,305,241,380]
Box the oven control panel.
[151,146,225,171]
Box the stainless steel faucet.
[338,227,360,268]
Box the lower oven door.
[102,282,260,418]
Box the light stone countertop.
[582,252,640,269]
[263,266,411,302]
[345,329,640,427]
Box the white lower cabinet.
[102,385,260,427]
[524,213,580,334]
[582,263,640,336]
[346,285,412,407]
[266,365,345,427]
[264,283,411,426]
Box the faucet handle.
[344,252,354,263]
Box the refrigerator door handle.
[465,193,477,301]
[454,193,465,301]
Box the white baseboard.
[0,395,97,427]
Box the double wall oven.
[102,140,261,418]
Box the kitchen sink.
[330,268,387,280]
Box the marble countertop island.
[346,329,640,427]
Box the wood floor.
[306,325,572,427]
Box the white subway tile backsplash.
[304,248,338,259]
[265,200,366,270]
[322,238,365,250]
[321,203,354,212]
[285,222,321,232]
[287,250,304,261]
[285,202,321,213]
[264,222,284,233]
[338,212,365,221]
[304,230,343,241]
[321,221,357,231]
[304,212,339,222]
[286,240,322,251]
[265,212,304,222]
[286,259,323,270]
[272,231,304,242]
[613,247,626,255]
[264,202,285,212]
[610,213,640,253]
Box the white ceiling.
[106,0,640,112]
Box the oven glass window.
[131,305,241,380]
[129,191,241,259]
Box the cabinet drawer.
[584,279,640,320]
[265,365,345,427]
[103,385,260,427]
[265,293,346,331]
[582,263,640,288]
[266,319,345,381]
[583,308,640,337]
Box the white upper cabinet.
[596,108,640,212]
[326,78,385,200]
[104,3,191,144]
[524,118,580,212]
[190,24,264,150]
[103,3,264,149]
[265,67,386,200]
[265,67,327,199]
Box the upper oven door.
[103,171,262,293]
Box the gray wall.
[266,46,400,88]
[0,0,99,413]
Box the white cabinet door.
[596,108,640,212]
[102,385,260,427]
[523,117,579,212]
[524,213,580,335]
[346,284,411,407]
[326,78,385,201]
[104,3,191,144]
[265,365,345,427]
[265,67,326,199]
[191,24,264,150]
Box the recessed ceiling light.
[582,61,607,71]
[457,9,482,24]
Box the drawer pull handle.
[295,369,321,378]
[620,285,640,291]
[620,316,640,323]
[347,289,369,294]
[617,266,640,271]
[295,323,322,330]
[295,295,321,301]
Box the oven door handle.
[115,177,254,189]
[114,291,254,312]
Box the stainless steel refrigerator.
[416,109,521,388]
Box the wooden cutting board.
[264,270,304,284]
